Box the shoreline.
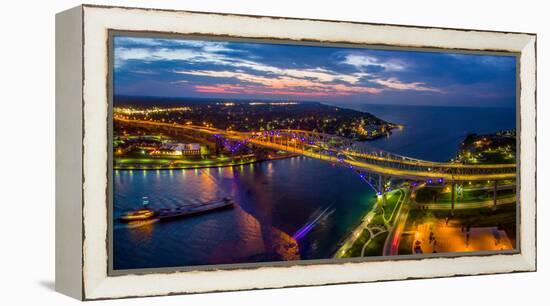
[353,124,404,141]
[333,187,407,259]
[333,196,381,259]
[113,154,297,171]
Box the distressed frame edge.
[55,5,84,300]
[518,36,537,271]
[104,30,525,277]
[77,5,537,300]
[81,3,537,36]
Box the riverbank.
[334,188,406,258]
[113,153,296,170]
[114,155,376,269]
[353,124,404,141]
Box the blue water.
[348,104,516,162]
[114,158,375,269]
[113,105,516,270]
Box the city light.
[110,36,519,269]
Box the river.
[113,104,515,270]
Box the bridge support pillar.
[378,176,386,207]
[451,181,455,216]
[493,180,498,211]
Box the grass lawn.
[429,204,517,227]
[341,189,405,258]
[116,157,172,165]
[347,229,371,257]
[363,232,389,257]
[475,151,515,164]
[370,214,386,227]
[382,190,402,221]
[416,186,515,204]
[114,155,252,169]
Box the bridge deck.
[114,118,516,181]
[248,139,516,181]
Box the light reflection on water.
[113,157,376,270]
[113,105,517,270]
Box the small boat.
[157,197,234,221]
[118,208,157,222]
[118,196,157,222]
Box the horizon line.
[113,94,516,109]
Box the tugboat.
[118,197,157,222]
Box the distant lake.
[342,104,516,162]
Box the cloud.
[115,38,369,85]
[114,37,247,68]
[373,78,444,93]
[115,37,447,98]
[176,60,368,85]
[194,84,244,94]
[175,69,439,95]
[174,69,382,96]
[170,80,188,84]
[193,83,380,97]
[115,47,228,65]
[129,69,158,75]
[115,37,241,52]
[341,54,406,72]
[114,37,166,47]
[226,63,367,84]
[447,53,516,70]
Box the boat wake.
[114,218,159,230]
[292,205,335,240]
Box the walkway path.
[382,188,411,256]
[411,196,516,210]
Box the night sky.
[113,36,516,108]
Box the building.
[154,143,201,157]
[180,143,201,156]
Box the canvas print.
[111,35,518,271]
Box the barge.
[118,197,234,222]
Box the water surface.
[113,105,516,269]
[349,104,516,161]
[114,157,375,269]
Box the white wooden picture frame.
[55,5,536,300]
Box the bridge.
[115,117,516,210]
